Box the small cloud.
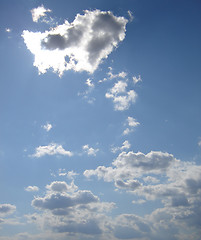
[58,169,79,179]
[31,5,52,23]
[123,116,140,135]
[133,75,142,84]
[111,140,131,153]
[46,181,78,193]
[107,67,127,80]
[31,143,73,158]
[105,81,137,111]
[198,138,201,147]
[82,144,99,156]
[5,28,12,33]
[42,122,52,132]
[85,78,94,88]
[25,186,39,192]
[132,199,146,204]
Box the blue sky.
[0,0,201,239]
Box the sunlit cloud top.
[22,9,128,76]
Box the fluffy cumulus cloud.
[31,5,51,23]
[22,10,128,76]
[83,151,201,239]
[105,80,137,111]
[31,143,73,158]
[82,144,99,156]
[0,204,16,217]
[28,181,115,238]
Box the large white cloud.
[22,10,128,76]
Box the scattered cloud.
[25,186,39,192]
[111,140,131,153]
[82,144,99,156]
[31,5,52,23]
[58,169,79,179]
[0,204,16,217]
[133,75,142,84]
[107,67,127,80]
[31,143,73,158]
[42,122,52,132]
[105,80,137,111]
[5,28,11,33]
[123,116,140,135]
[22,10,128,76]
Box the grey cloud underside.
[22,10,128,75]
[32,190,98,210]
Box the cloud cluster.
[28,181,115,237]
[22,10,128,76]
[105,80,137,111]
[31,143,73,158]
[83,150,201,239]
[82,144,99,156]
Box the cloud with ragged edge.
[123,116,140,135]
[22,9,128,76]
[26,181,115,237]
[0,204,16,217]
[31,5,52,23]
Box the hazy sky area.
[0,0,201,239]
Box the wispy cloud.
[22,10,128,76]
[42,122,52,132]
[25,186,39,192]
[0,204,16,217]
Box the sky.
[0,0,201,239]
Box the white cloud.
[5,28,11,33]
[31,5,51,23]
[82,144,99,156]
[31,143,73,158]
[46,181,78,193]
[84,151,176,187]
[111,140,131,153]
[25,186,39,192]
[107,67,127,80]
[105,80,137,111]
[22,10,128,76]
[133,75,142,84]
[123,116,140,135]
[0,204,16,217]
[198,138,201,147]
[85,78,94,88]
[42,123,52,132]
